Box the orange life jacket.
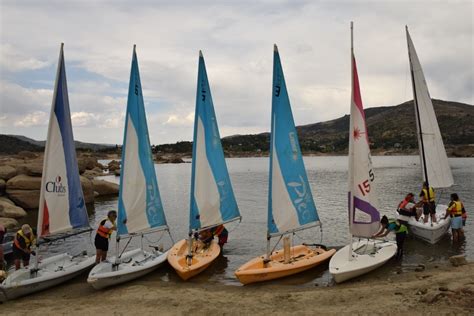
[398,198,411,210]
[96,218,114,239]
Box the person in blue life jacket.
[443,193,466,242]
[12,224,36,270]
[372,215,408,261]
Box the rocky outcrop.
[17,162,43,176]
[6,174,41,190]
[80,176,94,204]
[0,165,17,180]
[5,174,42,209]
[107,160,121,172]
[0,197,27,218]
[82,167,104,179]
[92,179,119,196]
[16,151,39,159]
[449,255,467,267]
[78,156,101,174]
[155,154,185,164]
[0,217,18,229]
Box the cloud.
[164,112,194,126]
[14,111,48,127]
[0,44,50,72]
[0,1,472,144]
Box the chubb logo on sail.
[46,175,67,195]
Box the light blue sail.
[117,46,167,236]
[268,45,320,236]
[189,51,240,231]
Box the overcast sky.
[0,0,472,145]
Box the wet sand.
[1,262,473,315]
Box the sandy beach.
[1,261,473,315]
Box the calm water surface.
[16,156,474,286]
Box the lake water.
[14,156,474,286]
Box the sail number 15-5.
[358,169,374,196]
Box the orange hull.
[167,239,221,281]
[235,245,336,285]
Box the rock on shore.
[0,153,119,229]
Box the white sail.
[406,28,454,188]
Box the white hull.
[0,253,95,301]
[397,204,450,244]
[87,248,168,290]
[329,239,397,283]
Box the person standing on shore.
[94,210,117,264]
[419,182,436,223]
[372,216,408,260]
[12,224,36,270]
[444,193,465,242]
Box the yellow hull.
[167,238,221,281]
[235,245,336,285]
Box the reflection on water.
[9,156,474,286]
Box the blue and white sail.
[189,51,240,231]
[268,45,320,237]
[37,43,89,237]
[117,46,168,236]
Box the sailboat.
[234,45,336,285]
[329,23,397,284]
[0,44,95,301]
[87,46,171,289]
[395,27,452,244]
[167,51,241,281]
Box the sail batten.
[268,45,319,236]
[117,48,168,236]
[37,44,89,238]
[406,28,454,188]
[189,52,240,231]
[348,47,380,238]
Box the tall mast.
[348,22,354,261]
[406,26,429,187]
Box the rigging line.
[270,235,283,255]
[227,219,241,234]
[118,237,133,259]
[143,230,166,245]
[167,230,175,245]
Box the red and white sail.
[348,28,380,238]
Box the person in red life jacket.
[419,181,436,223]
[12,224,36,270]
[211,225,228,248]
[444,193,465,242]
[0,224,5,270]
[397,193,418,223]
[94,210,117,264]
